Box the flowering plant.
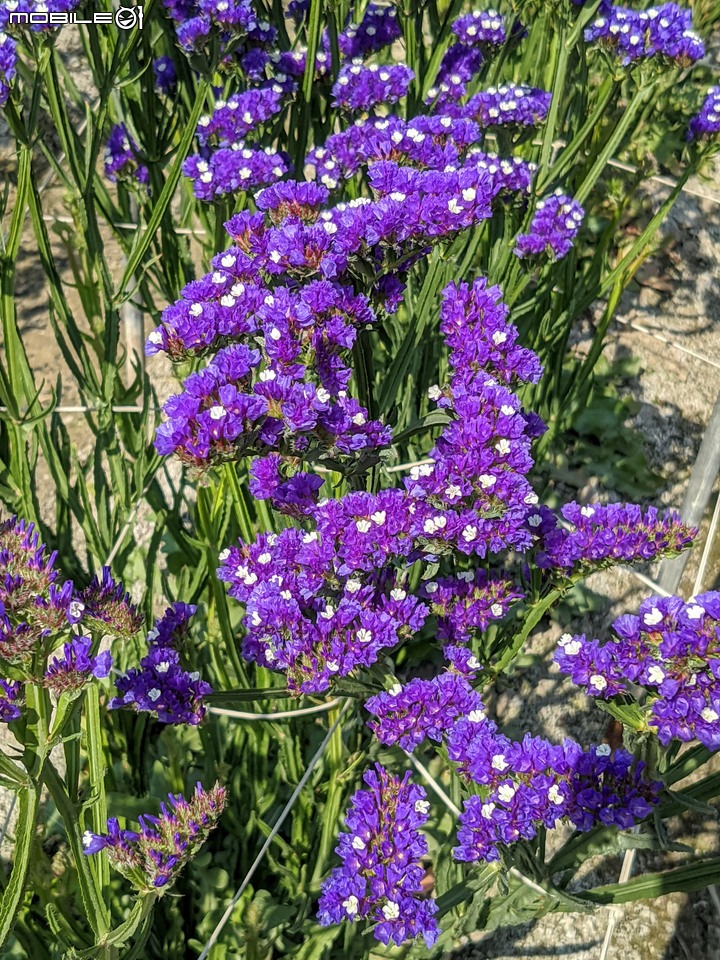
[0,0,719,957]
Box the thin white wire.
[197,699,351,960]
[612,316,720,373]
[209,697,345,721]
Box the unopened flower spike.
[83,782,227,892]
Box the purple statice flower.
[110,646,211,725]
[418,569,524,645]
[688,87,720,141]
[466,149,537,196]
[218,514,428,694]
[514,190,585,261]
[146,602,197,648]
[399,279,542,559]
[338,4,401,59]
[0,32,17,107]
[585,4,704,67]
[44,637,112,695]
[0,678,22,722]
[332,61,414,112]
[0,516,86,667]
[104,124,149,188]
[318,765,439,947]
[555,592,720,749]
[255,180,329,224]
[80,568,144,638]
[164,0,272,57]
[535,502,696,575]
[285,0,308,25]
[430,45,484,105]
[152,57,176,96]
[83,781,226,892]
[452,9,507,47]
[446,84,551,128]
[195,88,285,147]
[249,454,324,517]
[365,673,482,751]
[448,714,660,862]
[183,144,290,201]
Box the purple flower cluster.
[585,4,704,67]
[445,84,552,128]
[150,280,388,471]
[80,567,143,639]
[110,603,210,725]
[555,592,720,749]
[182,144,289,200]
[332,61,415,113]
[515,190,585,261]
[338,4,401,60]
[44,637,112,696]
[0,31,16,107]
[152,57,177,96]
[365,673,482,751]
[536,502,695,575]
[0,516,85,669]
[448,714,660,862]
[104,124,149,188]
[217,281,544,691]
[195,88,285,147]
[688,87,720,142]
[162,0,274,56]
[402,278,543,559]
[218,512,429,693]
[317,765,439,948]
[83,781,226,891]
[419,569,524,645]
[452,9,507,47]
[0,678,21,722]
[306,115,483,187]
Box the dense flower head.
[162,0,275,56]
[365,673,483,751]
[688,87,720,141]
[183,144,290,201]
[555,592,720,749]
[218,513,429,694]
[249,454,324,517]
[448,714,661,862]
[535,502,696,574]
[0,31,17,107]
[306,115,483,187]
[432,44,484,105]
[151,293,389,471]
[419,569,524,645]
[0,516,86,667]
[445,84,552,129]
[338,3,401,60]
[152,57,177,95]
[255,180,330,223]
[80,568,143,638]
[0,678,22,722]
[83,782,226,892]
[104,124,149,187]
[146,602,198,648]
[110,645,212,725]
[515,190,585,261]
[195,88,285,147]
[452,9,507,47]
[44,638,112,695]
[318,765,439,947]
[585,4,704,67]
[332,61,415,112]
